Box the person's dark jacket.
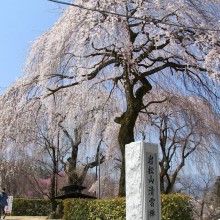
[0,192,8,206]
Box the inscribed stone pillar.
[126,141,161,220]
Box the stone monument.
[126,141,161,220]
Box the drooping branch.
[48,0,220,31]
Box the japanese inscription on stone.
[146,152,159,220]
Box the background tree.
[179,173,220,220]
[0,75,121,198]
[136,91,220,193]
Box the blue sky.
[0,0,66,93]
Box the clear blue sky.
[0,0,66,93]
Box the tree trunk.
[116,71,152,196]
[117,108,137,196]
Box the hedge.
[11,193,193,219]
[12,198,63,216]
[63,193,193,220]
[161,194,193,220]
[63,197,125,220]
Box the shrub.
[63,199,90,220]
[161,193,193,220]
[11,194,193,219]
[63,194,193,220]
[63,198,125,220]
[88,198,126,220]
[12,198,63,216]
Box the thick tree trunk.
[116,72,152,196]
[117,108,138,196]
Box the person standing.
[0,188,8,219]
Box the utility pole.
[98,149,101,199]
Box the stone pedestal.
[126,141,161,220]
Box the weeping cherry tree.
[22,0,220,196]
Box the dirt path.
[4,217,48,220]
